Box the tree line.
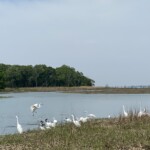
[0,64,95,89]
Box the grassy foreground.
[1,115,150,150]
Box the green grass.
[1,114,150,150]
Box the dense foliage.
[0,64,94,88]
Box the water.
[0,92,150,135]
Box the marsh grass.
[2,86,150,94]
[1,112,150,150]
[0,96,13,99]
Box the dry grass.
[1,113,150,150]
[1,86,150,94]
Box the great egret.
[65,117,72,123]
[71,114,81,127]
[30,103,42,116]
[39,120,46,130]
[122,105,128,117]
[87,114,96,119]
[108,115,111,118]
[138,107,146,117]
[79,116,88,123]
[53,117,57,124]
[50,118,57,128]
[16,116,23,134]
[45,119,52,129]
[84,111,96,119]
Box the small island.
[0,63,94,90]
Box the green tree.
[56,65,94,86]
[3,64,94,87]
[5,65,22,87]
[0,71,5,89]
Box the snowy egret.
[16,116,23,134]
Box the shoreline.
[0,115,150,149]
[1,86,150,94]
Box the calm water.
[0,92,150,135]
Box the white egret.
[30,103,42,116]
[65,117,72,123]
[16,116,23,134]
[45,119,52,129]
[53,117,57,124]
[87,114,96,119]
[122,105,128,117]
[84,111,96,118]
[71,114,81,127]
[138,107,146,117]
[79,116,88,123]
[108,115,111,118]
[50,118,57,128]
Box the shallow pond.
[0,92,150,135]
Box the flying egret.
[71,114,81,127]
[16,116,23,134]
[30,103,42,116]
[122,105,128,117]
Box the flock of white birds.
[122,105,149,117]
[15,104,148,134]
[15,103,96,134]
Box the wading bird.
[30,103,42,116]
[39,120,46,130]
[84,111,96,119]
[122,105,128,117]
[138,107,146,117]
[79,116,88,123]
[65,117,72,123]
[87,113,96,119]
[45,118,52,129]
[16,116,23,134]
[51,118,57,128]
[71,114,81,127]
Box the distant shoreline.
[1,86,150,94]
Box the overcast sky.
[0,0,150,86]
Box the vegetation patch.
[0,114,150,149]
[0,96,13,99]
[0,64,94,89]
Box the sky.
[0,0,150,86]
